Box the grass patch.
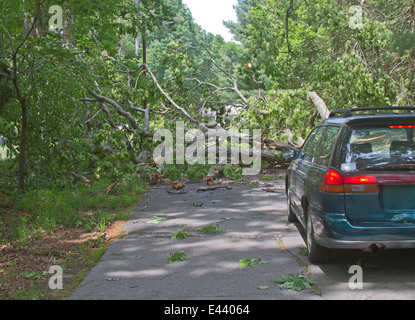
[0,172,146,300]
[3,175,145,244]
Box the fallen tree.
[79,52,329,176]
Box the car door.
[291,127,326,224]
[306,126,342,213]
[292,126,341,224]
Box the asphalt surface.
[69,175,415,301]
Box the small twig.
[104,179,121,195]
[83,107,102,124]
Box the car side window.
[299,127,326,162]
[314,126,340,166]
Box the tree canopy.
[0,0,413,190]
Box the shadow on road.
[69,177,415,300]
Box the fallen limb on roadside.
[197,186,232,192]
[166,189,186,194]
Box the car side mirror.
[281,148,297,160]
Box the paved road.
[69,176,415,300]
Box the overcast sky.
[181,0,238,42]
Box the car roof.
[318,107,415,127]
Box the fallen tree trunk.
[293,76,330,120]
[307,91,330,119]
[138,172,160,185]
[262,138,300,151]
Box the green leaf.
[171,225,191,240]
[239,258,270,267]
[19,270,48,280]
[147,216,170,224]
[273,274,315,292]
[196,223,226,234]
[166,251,189,264]
[257,285,270,290]
[238,258,253,267]
[20,271,40,280]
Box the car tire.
[306,207,330,263]
[287,194,298,223]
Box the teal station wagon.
[283,107,415,263]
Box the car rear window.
[341,127,415,172]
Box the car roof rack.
[329,106,415,118]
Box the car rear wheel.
[306,207,330,263]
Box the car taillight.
[320,170,344,193]
[325,170,343,185]
[320,170,380,193]
[343,176,377,184]
[389,125,415,129]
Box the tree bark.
[307,91,330,119]
[72,172,91,186]
[17,95,27,191]
[262,138,300,151]
[11,50,28,191]
[142,27,148,110]
[89,90,153,138]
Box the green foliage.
[1,0,413,193]
[185,163,211,181]
[0,0,178,190]
[171,225,191,240]
[238,258,270,267]
[5,175,145,243]
[196,223,226,234]
[166,251,189,264]
[230,0,413,135]
[273,273,315,292]
[94,211,115,232]
[19,270,49,280]
[257,285,270,290]
[242,88,314,143]
[162,164,183,181]
[147,216,170,224]
[223,164,243,179]
[162,163,213,182]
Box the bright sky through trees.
[182,0,238,42]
